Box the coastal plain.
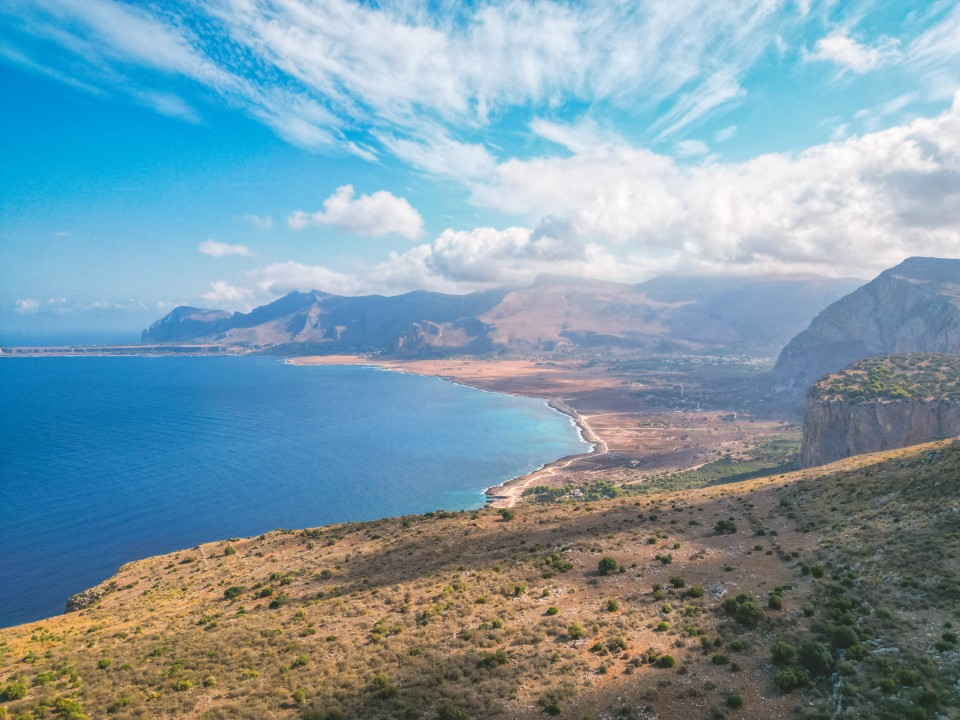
[289,356,796,508]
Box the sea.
[0,356,590,628]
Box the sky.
[1,0,959,341]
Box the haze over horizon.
[2,0,960,338]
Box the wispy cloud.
[0,0,816,159]
[805,31,900,74]
[243,215,274,230]
[14,298,40,314]
[198,239,255,257]
[288,185,424,240]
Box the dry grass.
[2,440,958,719]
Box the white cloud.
[806,31,900,74]
[201,281,253,304]
[248,261,362,296]
[14,298,40,314]
[715,125,737,143]
[198,239,255,257]
[674,139,710,158]
[244,214,274,230]
[365,223,634,295]
[2,0,813,155]
[461,93,960,279]
[288,185,424,240]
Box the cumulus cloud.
[806,31,900,74]
[288,185,424,239]
[248,261,362,296]
[365,222,635,294]
[198,239,255,257]
[462,94,960,279]
[14,298,40,314]
[201,281,253,304]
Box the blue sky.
[1,0,959,340]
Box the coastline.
[286,355,607,508]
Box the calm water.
[0,356,589,627]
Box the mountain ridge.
[142,274,864,357]
[771,256,960,399]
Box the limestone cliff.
[800,354,960,467]
[772,257,960,401]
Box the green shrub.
[655,654,676,668]
[0,681,28,701]
[725,692,744,709]
[567,623,586,640]
[798,640,833,677]
[606,598,620,612]
[670,576,686,588]
[53,698,87,720]
[223,585,246,600]
[498,508,515,521]
[770,641,797,666]
[598,557,619,576]
[768,593,783,610]
[711,653,729,665]
[97,658,111,669]
[714,519,737,534]
[722,594,766,628]
[774,668,805,692]
[685,585,705,598]
[173,679,193,691]
[437,704,470,720]
[546,606,559,615]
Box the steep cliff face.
[799,353,960,467]
[800,397,960,467]
[772,257,960,400]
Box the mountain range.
[142,274,863,357]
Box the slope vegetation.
[1,441,958,720]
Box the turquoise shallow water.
[0,356,589,628]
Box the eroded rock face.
[800,396,960,467]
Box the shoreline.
[286,355,608,508]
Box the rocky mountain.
[142,274,862,357]
[142,288,509,356]
[800,353,960,467]
[771,257,960,399]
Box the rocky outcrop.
[66,581,117,613]
[800,396,960,467]
[799,353,960,467]
[772,257,960,401]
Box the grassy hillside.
[1,441,958,720]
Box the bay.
[0,356,589,628]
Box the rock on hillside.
[800,353,960,467]
[772,257,960,400]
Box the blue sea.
[0,356,589,628]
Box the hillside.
[771,257,960,400]
[800,354,960,467]
[142,275,862,358]
[2,441,958,720]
